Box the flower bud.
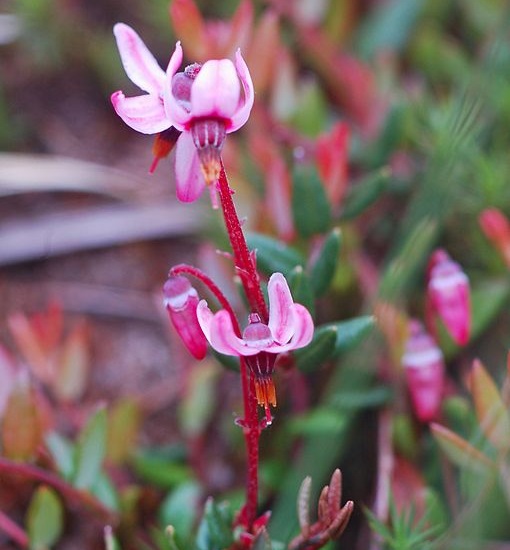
[163,276,207,360]
[427,249,470,346]
[402,320,445,423]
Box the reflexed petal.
[190,60,241,119]
[269,304,314,353]
[196,300,214,341]
[111,91,171,134]
[229,49,255,132]
[113,23,166,94]
[174,132,206,202]
[209,310,260,357]
[164,42,192,130]
[268,272,295,344]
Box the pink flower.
[164,41,254,203]
[163,275,208,360]
[402,320,445,423]
[196,272,314,410]
[111,23,254,205]
[426,249,471,346]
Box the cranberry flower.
[426,249,471,346]
[196,272,314,411]
[111,23,254,205]
[402,320,445,423]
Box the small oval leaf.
[26,486,63,550]
[246,232,304,276]
[294,326,337,373]
[309,228,342,297]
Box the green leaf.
[246,233,304,276]
[73,406,107,490]
[290,80,328,137]
[195,498,234,550]
[45,432,75,480]
[325,316,375,356]
[309,228,342,296]
[252,528,273,550]
[159,482,201,545]
[26,486,63,550]
[292,165,331,238]
[107,398,141,465]
[132,449,192,489]
[179,362,219,438]
[92,472,120,511]
[340,168,391,220]
[430,423,494,474]
[330,386,392,410]
[356,0,425,59]
[294,325,337,373]
[470,360,510,451]
[287,266,315,317]
[288,408,348,436]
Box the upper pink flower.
[111,23,254,205]
[196,272,314,409]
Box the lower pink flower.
[196,272,314,410]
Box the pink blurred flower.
[402,320,445,423]
[426,249,471,346]
[164,276,208,360]
[111,23,254,205]
[196,272,314,409]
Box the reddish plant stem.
[217,163,268,323]
[169,263,238,330]
[216,164,268,530]
[0,510,29,548]
[0,457,117,523]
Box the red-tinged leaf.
[169,0,208,61]
[297,26,385,138]
[8,313,55,385]
[430,423,494,473]
[247,10,280,94]
[54,320,89,402]
[316,122,350,211]
[1,375,43,460]
[470,359,510,451]
[390,457,427,522]
[30,302,63,355]
[224,0,254,58]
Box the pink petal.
[113,23,166,94]
[164,42,192,130]
[228,49,254,132]
[196,300,214,341]
[268,272,295,344]
[111,91,171,134]
[190,59,241,120]
[269,304,314,353]
[209,310,260,357]
[174,132,206,202]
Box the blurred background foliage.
[1,0,510,549]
